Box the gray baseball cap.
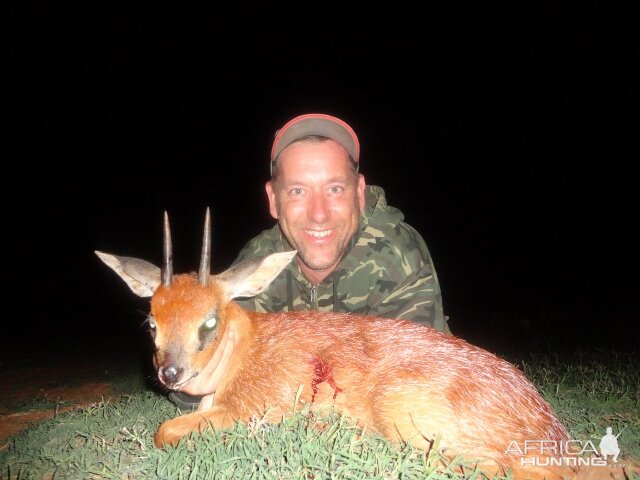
[270,114,360,173]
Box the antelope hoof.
[154,417,194,448]
[154,412,215,448]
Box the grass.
[520,348,640,455]
[1,349,639,479]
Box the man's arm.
[367,263,450,333]
[363,220,450,333]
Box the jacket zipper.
[310,284,318,309]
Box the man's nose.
[308,193,329,223]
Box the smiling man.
[237,113,449,328]
[266,135,365,284]
[172,113,450,408]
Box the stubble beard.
[296,241,347,272]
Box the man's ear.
[357,174,366,212]
[265,181,278,219]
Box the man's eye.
[290,188,303,196]
[330,185,343,193]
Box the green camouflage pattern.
[233,185,450,333]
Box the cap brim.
[271,114,360,162]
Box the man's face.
[266,139,366,283]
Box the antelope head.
[95,208,296,390]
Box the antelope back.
[95,208,297,389]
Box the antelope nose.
[159,365,183,385]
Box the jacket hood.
[359,185,404,235]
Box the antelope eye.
[203,317,216,329]
[146,317,157,339]
[198,315,218,350]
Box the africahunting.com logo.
[505,426,626,467]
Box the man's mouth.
[305,229,333,238]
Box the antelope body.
[96,210,576,479]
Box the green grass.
[0,394,478,480]
[519,348,640,457]
[1,349,639,479]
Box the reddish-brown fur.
[150,273,576,479]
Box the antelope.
[96,209,578,480]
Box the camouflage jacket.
[234,185,450,333]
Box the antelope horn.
[162,211,173,286]
[198,207,211,286]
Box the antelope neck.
[204,327,236,393]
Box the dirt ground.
[0,347,143,450]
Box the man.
[171,113,449,408]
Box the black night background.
[3,3,638,370]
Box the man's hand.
[179,328,236,396]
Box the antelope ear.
[95,251,161,297]
[217,251,297,299]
